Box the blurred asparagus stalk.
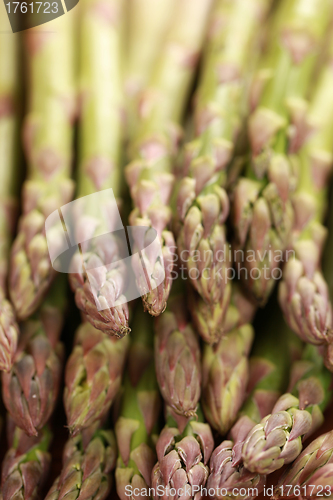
[125,0,213,317]
[1,277,66,437]
[45,425,117,500]
[0,16,20,372]
[177,0,271,344]
[207,308,293,496]
[125,0,176,135]
[202,322,254,436]
[9,13,76,320]
[1,417,51,500]
[278,39,333,357]
[154,295,201,418]
[68,0,130,339]
[274,430,333,498]
[152,407,214,500]
[232,0,331,304]
[115,309,161,500]
[242,344,332,475]
[64,322,129,436]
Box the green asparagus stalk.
[273,430,333,498]
[125,0,213,317]
[1,277,66,437]
[154,295,201,418]
[232,0,331,305]
[207,308,293,496]
[279,40,333,353]
[64,322,129,436]
[177,0,271,344]
[151,407,214,499]
[125,0,176,135]
[202,322,254,436]
[45,425,117,500]
[9,13,76,321]
[0,16,20,372]
[115,309,161,500]
[242,344,332,475]
[1,417,51,500]
[68,0,130,338]
[188,281,257,344]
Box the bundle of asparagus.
[2,0,333,497]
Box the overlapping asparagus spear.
[154,295,201,418]
[0,17,20,373]
[152,408,214,500]
[9,13,76,320]
[279,39,333,356]
[115,309,161,500]
[125,0,213,317]
[202,322,254,436]
[125,0,176,135]
[68,0,130,338]
[1,417,51,500]
[274,430,333,498]
[64,322,129,437]
[207,309,293,496]
[242,344,332,475]
[232,0,331,304]
[188,281,257,345]
[177,0,271,344]
[1,278,66,437]
[45,425,117,500]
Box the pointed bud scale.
[1,419,51,500]
[152,422,214,500]
[45,429,116,500]
[202,325,254,435]
[154,302,201,417]
[2,303,64,436]
[274,430,333,498]
[64,323,130,436]
[0,292,19,372]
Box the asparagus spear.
[0,16,20,372]
[68,0,130,338]
[115,308,161,500]
[125,0,176,135]
[274,430,333,498]
[1,278,66,437]
[188,281,257,344]
[232,0,331,304]
[9,13,76,321]
[207,309,293,495]
[278,40,333,355]
[202,322,254,436]
[64,322,129,436]
[125,0,213,317]
[177,0,271,344]
[1,417,51,500]
[154,295,201,418]
[242,344,332,475]
[45,425,117,500]
[151,408,214,500]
